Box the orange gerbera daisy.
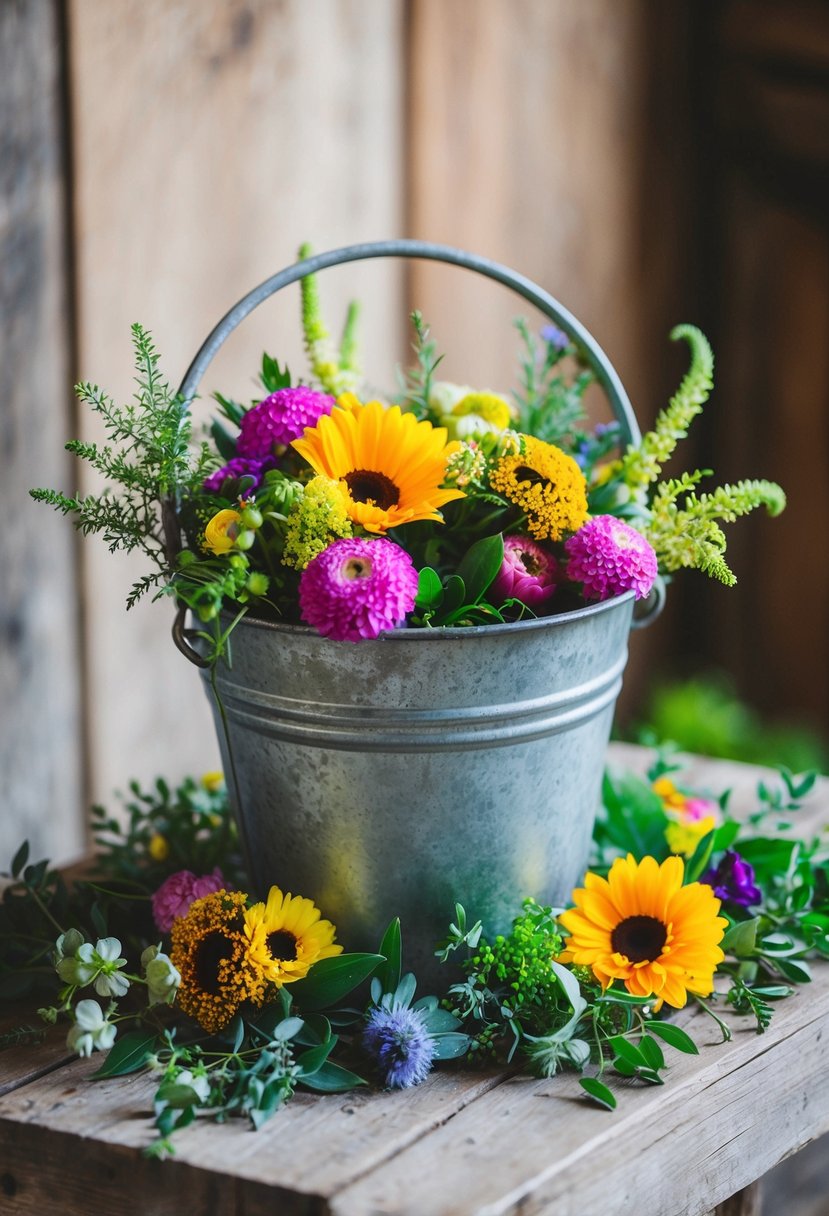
[559,854,728,1009]
[291,396,464,533]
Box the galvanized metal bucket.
[172,241,664,978]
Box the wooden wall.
[3,0,827,867]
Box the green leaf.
[377,918,402,996]
[295,1036,336,1077]
[290,953,384,1012]
[455,534,504,603]
[774,958,812,984]
[439,575,466,618]
[712,820,741,851]
[609,1036,647,1070]
[415,568,443,611]
[92,1030,158,1079]
[579,1077,617,1110]
[722,917,760,957]
[644,1021,699,1055]
[261,353,291,393]
[638,1034,665,1071]
[299,1060,367,1093]
[154,1082,204,1109]
[431,1032,470,1060]
[210,419,238,463]
[272,1016,305,1042]
[684,829,715,884]
[10,840,29,879]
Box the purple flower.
[203,456,276,496]
[491,535,559,608]
[702,850,762,909]
[298,537,418,642]
[151,868,227,933]
[540,323,569,352]
[362,1005,436,1088]
[236,387,336,458]
[564,515,658,601]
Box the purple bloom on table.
[564,515,658,602]
[236,387,336,458]
[491,534,559,608]
[540,323,569,352]
[298,537,418,642]
[362,1005,436,1088]
[203,456,276,496]
[702,850,762,909]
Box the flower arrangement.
[2,756,823,1152]
[30,249,786,658]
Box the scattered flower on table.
[558,853,728,1009]
[152,867,227,933]
[363,1004,436,1089]
[654,776,720,858]
[243,885,343,985]
[67,999,117,1058]
[702,850,762,909]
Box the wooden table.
[1,748,827,1216]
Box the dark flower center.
[342,557,372,580]
[267,929,299,961]
[345,469,401,509]
[194,931,235,994]
[520,549,541,576]
[610,915,667,964]
[514,465,547,489]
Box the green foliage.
[512,317,594,449]
[400,311,445,420]
[620,324,714,492]
[632,674,828,774]
[297,242,360,396]
[29,324,213,608]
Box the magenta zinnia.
[298,537,419,642]
[237,387,336,457]
[564,515,658,601]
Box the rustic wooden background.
[2,0,827,870]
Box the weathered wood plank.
[67,0,405,811]
[0,1006,73,1097]
[330,973,829,1216]
[0,0,85,868]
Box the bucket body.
[201,592,634,979]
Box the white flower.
[141,944,181,1006]
[174,1069,210,1103]
[66,999,117,1058]
[428,381,474,415]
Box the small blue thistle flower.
[362,1004,436,1089]
[540,323,569,352]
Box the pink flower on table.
[151,868,227,933]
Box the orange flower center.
[610,915,667,964]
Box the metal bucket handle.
[171,239,664,664]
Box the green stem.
[692,994,732,1042]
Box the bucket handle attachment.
[171,239,664,656]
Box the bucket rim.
[224,589,636,643]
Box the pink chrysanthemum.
[151,868,227,933]
[491,534,559,608]
[203,455,276,495]
[299,537,419,642]
[237,387,336,458]
[564,515,658,601]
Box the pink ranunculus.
[151,868,226,933]
[490,534,559,608]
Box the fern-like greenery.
[618,325,785,584]
[30,323,212,608]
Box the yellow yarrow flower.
[147,833,170,862]
[282,475,352,570]
[489,435,588,541]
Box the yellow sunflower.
[559,854,728,1010]
[170,890,269,1033]
[291,396,464,533]
[243,885,343,989]
[489,435,588,540]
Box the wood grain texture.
[67,0,406,810]
[0,0,86,867]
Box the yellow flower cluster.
[489,436,588,540]
[282,475,352,570]
[170,885,343,1033]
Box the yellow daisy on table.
[558,854,728,1010]
[291,395,464,533]
[243,885,343,989]
[489,435,588,541]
